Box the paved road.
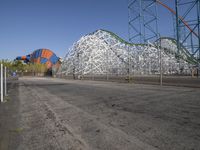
[0,77,200,150]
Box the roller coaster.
[128,0,200,59]
[59,1,199,76]
[59,29,195,76]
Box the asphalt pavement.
[0,77,200,150]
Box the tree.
[0,59,48,76]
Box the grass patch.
[4,96,10,102]
[9,128,23,133]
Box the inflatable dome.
[16,48,60,69]
[30,49,59,68]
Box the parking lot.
[0,77,200,150]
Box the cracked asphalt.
[0,77,200,150]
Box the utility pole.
[159,35,163,86]
[106,47,109,81]
[128,0,131,82]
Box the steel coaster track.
[156,0,198,38]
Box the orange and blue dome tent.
[16,49,60,69]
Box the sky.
[0,0,175,60]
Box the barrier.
[1,64,7,103]
[1,64,3,102]
[4,66,7,96]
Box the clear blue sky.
[0,0,174,60]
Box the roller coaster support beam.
[156,0,200,61]
[176,0,200,61]
[128,0,158,44]
[175,0,180,60]
[156,0,198,38]
[198,0,200,60]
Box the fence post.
[1,64,3,102]
[4,66,7,96]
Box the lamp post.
[158,34,162,86]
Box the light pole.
[159,35,163,86]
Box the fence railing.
[0,64,7,103]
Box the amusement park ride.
[15,1,200,77]
[16,49,61,70]
[128,0,200,61]
[58,0,199,77]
